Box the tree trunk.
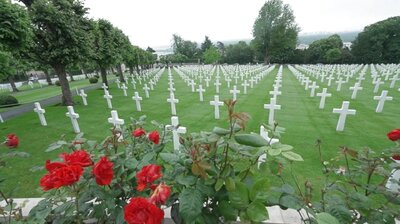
[69,73,75,81]
[117,64,125,82]
[129,66,133,75]
[53,64,74,106]
[44,70,53,85]
[81,69,88,79]
[8,75,19,92]
[100,67,109,87]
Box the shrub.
[0,95,18,106]
[89,77,98,84]
[55,80,61,86]
[94,74,100,79]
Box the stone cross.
[28,81,34,89]
[230,85,240,101]
[210,95,224,119]
[143,84,150,98]
[390,75,399,88]
[373,78,384,93]
[350,82,363,99]
[303,78,311,90]
[326,76,334,87]
[316,88,332,109]
[108,110,125,129]
[249,77,255,88]
[0,114,3,123]
[197,85,205,101]
[309,81,319,97]
[264,98,281,125]
[167,92,179,115]
[242,80,249,94]
[131,78,136,89]
[33,102,47,126]
[373,90,393,113]
[79,89,88,106]
[336,78,345,91]
[260,125,279,145]
[204,77,210,87]
[66,106,80,133]
[132,92,142,111]
[332,101,356,131]
[189,80,196,92]
[214,79,221,93]
[165,116,187,151]
[168,82,175,93]
[226,77,232,88]
[269,86,281,99]
[149,80,155,90]
[121,83,128,97]
[103,90,113,109]
[115,79,121,88]
[101,83,108,92]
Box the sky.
[83,0,400,49]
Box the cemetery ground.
[0,65,399,200]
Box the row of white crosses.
[264,65,283,125]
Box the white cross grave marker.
[373,78,384,93]
[264,98,281,125]
[143,84,150,98]
[167,92,179,115]
[242,80,249,94]
[108,110,125,129]
[166,116,187,151]
[66,106,80,133]
[121,83,128,96]
[115,79,121,88]
[189,80,196,92]
[336,78,345,91]
[332,101,356,131]
[210,95,224,119]
[197,85,205,102]
[230,85,240,101]
[269,86,281,99]
[132,92,142,111]
[101,83,108,92]
[373,90,393,113]
[214,79,221,93]
[316,88,332,109]
[350,82,363,100]
[309,81,319,97]
[79,89,88,106]
[103,90,113,109]
[33,102,47,126]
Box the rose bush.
[26,102,400,224]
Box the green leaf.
[215,178,224,191]
[212,127,230,135]
[246,201,269,222]
[234,134,269,147]
[124,158,138,169]
[282,151,304,161]
[160,153,180,164]
[279,194,302,210]
[228,181,249,209]
[176,175,197,186]
[179,188,203,222]
[272,143,293,151]
[225,177,236,191]
[268,147,281,156]
[137,152,155,168]
[45,142,62,152]
[250,178,270,202]
[315,212,340,224]
[217,201,238,221]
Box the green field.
[0,65,399,198]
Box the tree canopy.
[252,0,299,63]
[351,16,400,64]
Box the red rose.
[132,128,146,137]
[61,150,93,167]
[45,160,66,172]
[148,131,160,144]
[93,156,114,185]
[40,165,83,190]
[136,164,162,191]
[124,197,164,224]
[392,154,400,161]
[149,183,171,205]
[387,129,400,141]
[6,134,18,148]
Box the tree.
[201,36,213,53]
[0,0,32,92]
[224,41,254,64]
[146,47,155,53]
[171,34,199,62]
[352,16,400,63]
[306,34,343,63]
[29,0,92,105]
[203,47,221,64]
[252,0,299,63]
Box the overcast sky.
[83,0,400,49]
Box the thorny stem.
[343,153,358,192]
[73,185,82,224]
[365,160,377,196]
[290,163,304,198]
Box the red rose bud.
[148,131,160,144]
[132,128,146,137]
[149,183,171,205]
[124,197,164,224]
[6,134,19,148]
[93,156,114,186]
[387,129,400,141]
[136,164,162,191]
[392,154,400,161]
[40,165,83,190]
[61,150,93,167]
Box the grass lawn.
[0,65,399,198]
